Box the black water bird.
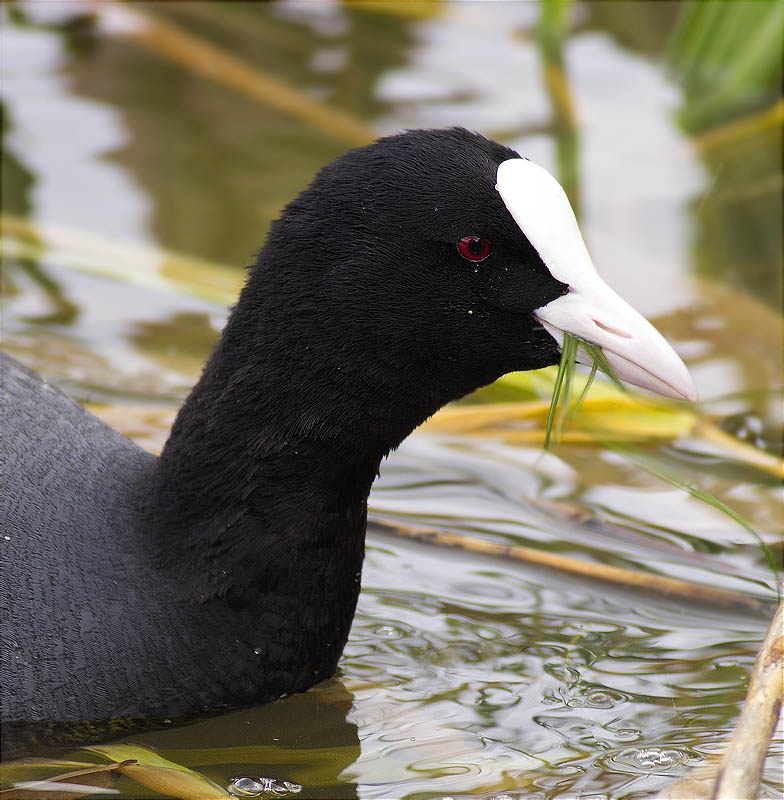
[1,128,695,730]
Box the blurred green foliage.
[666,0,783,311]
[668,0,782,131]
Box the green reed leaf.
[579,340,626,392]
[545,333,623,449]
[568,362,597,420]
[560,336,578,409]
[543,332,576,450]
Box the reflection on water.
[1,1,781,797]
[2,15,152,240]
[346,539,772,798]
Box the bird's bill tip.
[534,285,697,403]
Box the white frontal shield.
[496,159,696,402]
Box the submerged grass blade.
[83,745,230,799]
[613,446,781,590]
[370,518,769,613]
[0,760,127,797]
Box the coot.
[1,128,695,726]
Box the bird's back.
[0,354,163,720]
[1,354,367,732]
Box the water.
[1,2,781,797]
[228,776,303,797]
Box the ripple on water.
[472,684,523,710]
[534,714,642,751]
[375,624,405,638]
[348,539,771,798]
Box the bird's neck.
[148,262,453,603]
[144,247,502,698]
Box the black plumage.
[1,129,570,731]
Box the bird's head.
[250,128,695,437]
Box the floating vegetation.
[540,333,780,590]
[542,331,625,450]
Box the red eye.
[457,235,492,262]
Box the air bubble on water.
[228,776,302,797]
[585,691,615,708]
[611,747,689,774]
[230,777,262,796]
